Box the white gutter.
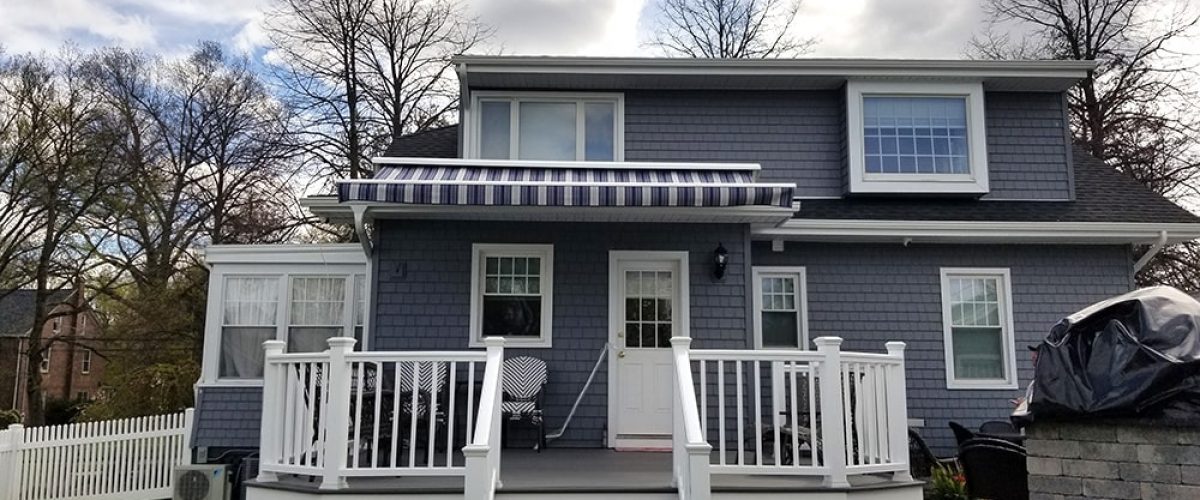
[757,219,1200,245]
[451,55,1096,79]
[1133,230,1169,272]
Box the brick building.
[0,289,104,415]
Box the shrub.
[927,462,968,500]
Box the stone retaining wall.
[1025,419,1200,499]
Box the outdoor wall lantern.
[712,243,729,279]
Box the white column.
[885,341,913,482]
[815,336,849,488]
[320,337,357,490]
[256,340,286,482]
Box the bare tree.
[971,0,1200,290]
[647,0,815,58]
[360,0,491,136]
[268,0,491,183]
[0,49,128,424]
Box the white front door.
[608,252,689,449]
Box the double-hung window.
[81,349,92,374]
[847,81,988,194]
[288,276,349,352]
[752,267,809,349]
[473,93,623,161]
[940,268,1017,389]
[220,276,280,379]
[470,244,554,348]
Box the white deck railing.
[672,336,911,494]
[256,337,505,494]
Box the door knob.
[617,330,624,338]
[618,350,626,358]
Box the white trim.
[751,267,809,350]
[846,81,989,195]
[369,157,761,171]
[759,219,1200,244]
[39,347,50,373]
[454,55,1096,79]
[465,91,625,162]
[80,349,92,374]
[939,267,1019,390]
[469,243,555,349]
[200,254,368,386]
[606,250,691,448]
[203,244,367,265]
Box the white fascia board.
[370,156,762,172]
[757,219,1200,244]
[203,243,367,265]
[452,56,1096,79]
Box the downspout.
[1133,230,1168,273]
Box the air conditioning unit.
[173,464,228,500]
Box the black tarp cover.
[1024,286,1200,421]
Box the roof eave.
[759,219,1200,244]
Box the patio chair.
[908,428,956,479]
[397,361,450,420]
[948,421,975,447]
[500,356,548,451]
[958,438,1028,500]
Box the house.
[192,56,1200,499]
[0,288,104,415]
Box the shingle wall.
[622,89,1072,200]
[193,385,263,449]
[371,220,752,447]
[751,242,1133,455]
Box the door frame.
[606,250,691,448]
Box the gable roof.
[0,289,75,338]
[379,129,1198,225]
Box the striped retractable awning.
[337,164,795,208]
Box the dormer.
[845,80,988,195]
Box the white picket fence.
[0,409,194,500]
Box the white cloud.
[0,0,157,53]
[798,0,985,58]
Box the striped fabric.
[337,165,794,208]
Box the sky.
[0,0,1006,60]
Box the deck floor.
[257,449,909,494]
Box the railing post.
[257,340,286,482]
[320,337,357,490]
[3,424,24,500]
[465,337,505,499]
[670,337,711,500]
[885,342,913,482]
[814,337,850,488]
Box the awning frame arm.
[351,204,373,257]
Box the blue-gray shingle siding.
[751,242,1133,454]
[622,89,1071,200]
[193,386,263,449]
[372,220,752,447]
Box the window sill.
[850,178,989,195]
[469,337,552,349]
[946,381,1019,390]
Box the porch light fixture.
[713,243,729,279]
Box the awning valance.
[337,161,795,209]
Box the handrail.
[464,337,505,500]
[670,337,711,500]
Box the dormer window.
[471,92,623,161]
[846,81,988,195]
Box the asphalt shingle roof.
[382,125,459,158]
[0,289,74,337]
[380,129,1200,225]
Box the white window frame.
[940,267,1018,390]
[469,243,554,348]
[200,245,368,386]
[80,349,92,374]
[39,347,50,373]
[751,267,810,349]
[466,91,625,161]
[846,81,989,195]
